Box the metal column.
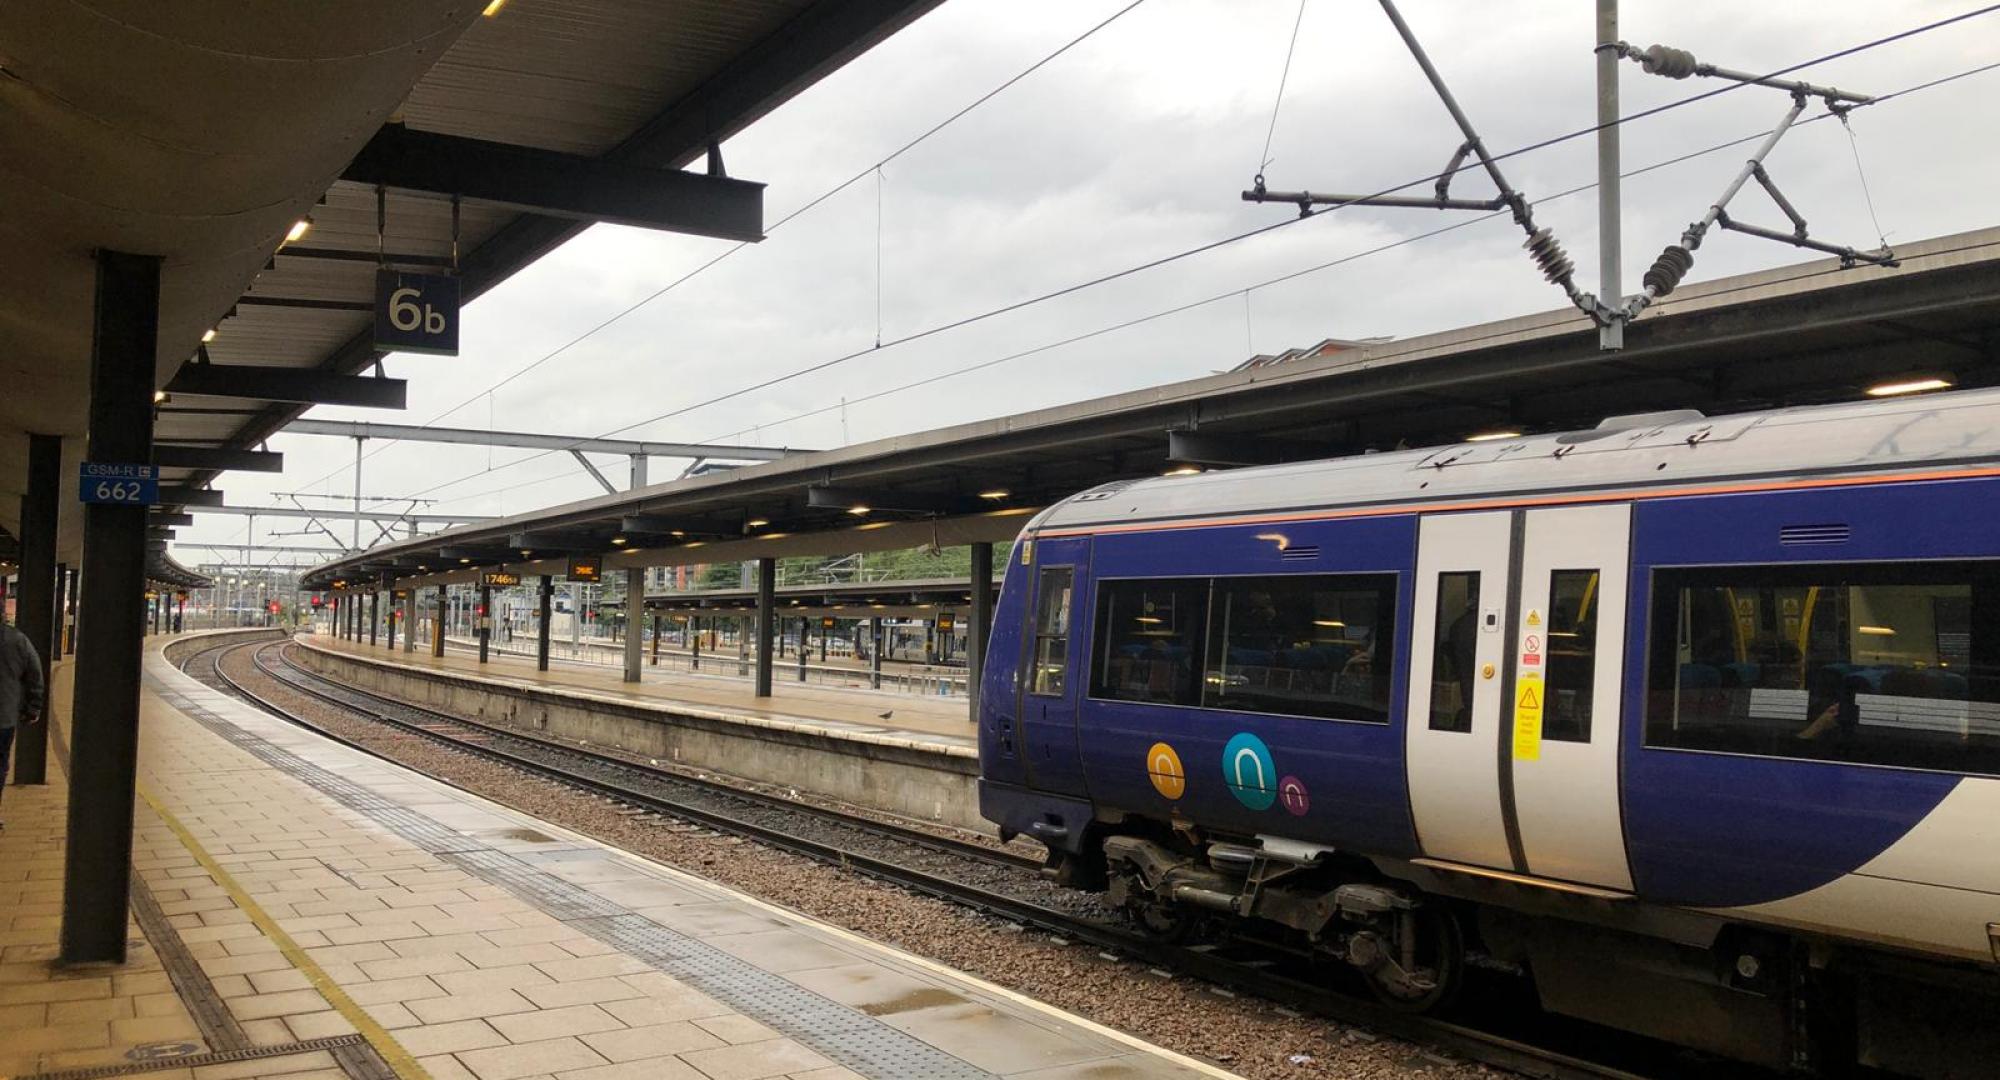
[796,617,807,682]
[386,590,398,651]
[651,614,662,667]
[754,557,775,697]
[536,575,552,671]
[621,568,642,683]
[368,591,379,646]
[432,584,446,657]
[870,616,883,690]
[1596,0,1623,349]
[477,584,491,663]
[61,250,159,965]
[967,541,993,723]
[13,433,59,785]
[402,588,415,653]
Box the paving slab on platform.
[0,630,1231,1080]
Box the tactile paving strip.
[150,673,1002,1080]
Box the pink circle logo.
[1278,775,1310,816]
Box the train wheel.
[1363,906,1465,1013]
[1126,896,1195,943]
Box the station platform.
[303,635,974,753]
[0,630,1228,1080]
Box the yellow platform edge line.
[136,785,431,1080]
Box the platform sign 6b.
[374,269,459,355]
[79,462,158,506]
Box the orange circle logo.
[1147,742,1186,800]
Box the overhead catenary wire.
[295,0,1155,495]
[392,15,1998,504]
[1257,0,1310,177]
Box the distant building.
[1233,336,1393,372]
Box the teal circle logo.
[1222,732,1277,810]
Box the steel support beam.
[281,420,798,461]
[62,250,159,965]
[477,584,491,664]
[165,364,407,409]
[805,486,983,515]
[13,433,59,785]
[403,589,416,653]
[433,585,447,658]
[754,557,775,698]
[536,575,553,671]
[386,590,397,651]
[622,568,644,683]
[343,124,766,242]
[369,591,379,646]
[152,445,284,473]
[967,541,992,725]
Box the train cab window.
[1543,570,1601,742]
[1029,567,1074,696]
[1428,572,1481,732]
[1645,561,2000,776]
[1092,578,1208,706]
[1201,574,1397,723]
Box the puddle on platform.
[859,987,966,1015]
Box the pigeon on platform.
[877,710,894,721]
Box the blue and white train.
[977,388,2000,1075]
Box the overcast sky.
[178,0,2000,568]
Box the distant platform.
[0,629,1229,1080]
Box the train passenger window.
[1543,570,1601,742]
[1029,567,1074,696]
[1645,561,2000,776]
[1428,572,1481,732]
[1091,578,1208,706]
[1201,574,1397,723]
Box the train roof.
[1032,386,2000,533]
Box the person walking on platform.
[0,614,45,829]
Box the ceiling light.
[520,549,532,557]
[1866,377,1953,398]
[1858,625,1897,636]
[152,390,167,403]
[201,328,216,343]
[1162,466,1202,477]
[482,0,507,14]
[847,506,870,516]
[855,521,893,530]
[1466,430,1522,442]
[684,541,705,548]
[746,519,769,529]
[978,489,1010,500]
[284,218,311,244]
[669,530,685,538]
[1313,619,1346,628]
[458,558,471,565]
[611,536,627,546]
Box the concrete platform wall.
[291,642,987,832]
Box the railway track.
[176,633,1712,1080]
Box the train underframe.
[1049,823,2000,1078]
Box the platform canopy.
[0,0,943,561]
[299,226,2000,592]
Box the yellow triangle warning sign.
[1518,684,1541,710]
[1526,610,1542,627]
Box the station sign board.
[373,269,460,355]
[79,462,158,506]
[937,612,957,632]
[820,616,836,629]
[392,589,410,600]
[480,571,522,588]
[566,556,601,583]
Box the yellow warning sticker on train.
[1513,673,1544,761]
[1147,742,1187,800]
[1526,609,1542,627]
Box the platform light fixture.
[846,505,870,516]
[284,217,312,244]
[1466,429,1523,442]
[746,518,769,529]
[1866,376,1953,398]
[152,390,167,403]
[482,0,508,14]
[978,489,1010,500]
[1162,465,1202,477]
[610,536,627,546]
[201,328,217,343]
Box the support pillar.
[63,567,77,655]
[870,616,883,690]
[432,585,446,658]
[651,615,661,667]
[477,585,491,662]
[13,432,59,785]
[754,557,775,697]
[403,588,416,652]
[536,575,552,671]
[622,568,643,683]
[968,541,993,723]
[62,249,160,965]
[386,590,398,651]
[796,617,808,682]
[368,591,379,647]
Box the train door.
[1508,504,1633,890]
[1018,537,1091,795]
[1405,511,1513,869]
